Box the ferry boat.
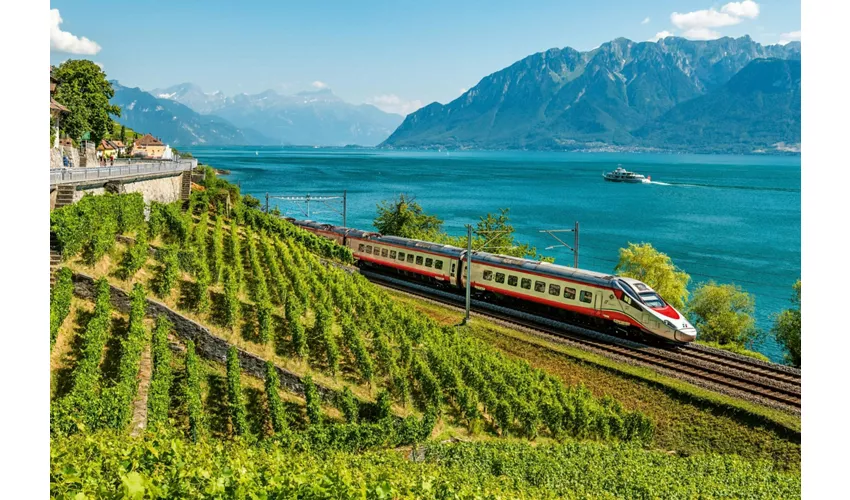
[603,165,651,183]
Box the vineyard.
[48,175,800,498]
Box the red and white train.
[291,220,697,344]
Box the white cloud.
[670,1,760,40]
[311,80,329,89]
[648,31,674,42]
[50,9,101,55]
[642,17,651,25]
[460,88,468,94]
[779,30,801,45]
[720,1,760,19]
[366,94,424,116]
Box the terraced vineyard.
[48,175,800,498]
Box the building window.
[580,291,593,304]
[564,287,576,300]
[407,254,414,263]
[549,284,561,296]
[381,248,388,257]
[534,281,546,293]
[416,256,424,265]
[365,245,372,254]
[425,258,433,268]
[483,270,493,281]
[390,250,397,259]
[495,272,505,284]
[435,260,444,270]
[508,275,518,286]
[358,244,365,252]
[398,252,405,261]
[521,278,532,289]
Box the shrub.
[147,316,173,428]
[185,340,204,442]
[153,245,180,299]
[50,268,74,347]
[226,347,249,437]
[264,361,288,435]
[303,375,321,426]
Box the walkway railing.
[50,159,197,186]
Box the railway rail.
[361,269,801,413]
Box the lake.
[184,146,801,362]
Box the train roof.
[471,251,617,287]
[375,235,467,257]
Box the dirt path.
[129,344,153,437]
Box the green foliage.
[184,340,204,442]
[153,245,180,299]
[50,267,74,348]
[147,316,173,428]
[264,361,288,435]
[228,220,244,289]
[51,193,144,264]
[376,389,393,422]
[688,281,758,345]
[226,347,249,437]
[773,280,801,367]
[341,319,373,384]
[101,283,150,430]
[52,59,121,144]
[303,375,322,425]
[51,278,112,435]
[373,194,444,239]
[118,229,149,280]
[290,317,308,359]
[222,266,240,328]
[615,242,690,309]
[338,386,359,424]
[211,216,225,284]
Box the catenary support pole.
[465,224,472,324]
[574,221,579,268]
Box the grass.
[388,290,801,471]
[696,339,772,362]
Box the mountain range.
[381,36,801,153]
[110,82,272,146]
[148,83,403,147]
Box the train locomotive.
[290,219,697,344]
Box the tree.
[465,208,551,261]
[119,125,126,145]
[373,194,443,239]
[772,280,801,367]
[614,243,690,310]
[687,281,757,345]
[52,60,121,145]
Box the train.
[289,219,697,344]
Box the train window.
[398,252,405,261]
[425,258,433,268]
[390,250,397,259]
[534,281,546,293]
[580,291,593,303]
[549,284,560,296]
[483,270,493,281]
[407,254,414,263]
[495,272,505,284]
[435,260,444,270]
[365,245,372,254]
[508,275,518,286]
[381,248,389,257]
[416,256,424,265]
[521,278,531,289]
[564,287,576,300]
[358,244,365,252]
[639,292,665,308]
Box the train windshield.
[639,292,666,308]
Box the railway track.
[362,270,801,413]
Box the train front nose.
[675,327,697,343]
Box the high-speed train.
[290,219,697,343]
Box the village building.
[133,134,166,158]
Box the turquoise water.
[184,146,801,362]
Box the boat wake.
[651,181,798,192]
[648,181,671,186]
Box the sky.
[49,1,800,116]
